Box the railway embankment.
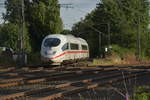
[89,55,150,67]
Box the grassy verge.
[133,86,150,100]
[88,58,114,66]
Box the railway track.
[0,65,149,100]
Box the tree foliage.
[25,0,63,51]
[60,29,71,35]
[72,0,150,58]
[0,24,31,53]
[3,0,21,24]
[3,0,63,51]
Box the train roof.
[45,34,88,45]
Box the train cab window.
[44,38,61,47]
[70,43,79,50]
[61,43,69,51]
[82,45,88,50]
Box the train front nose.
[41,37,61,63]
[42,49,57,61]
[45,50,56,56]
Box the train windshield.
[44,38,61,47]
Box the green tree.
[3,0,21,24]
[61,29,71,35]
[72,0,150,58]
[0,24,31,53]
[145,30,150,57]
[26,0,63,51]
[4,0,63,51]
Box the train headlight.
[45,51,56,55]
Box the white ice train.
[41,34,89,64]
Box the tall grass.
[111,45,135,59]
[133,86,150,100]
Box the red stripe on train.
[50,51,89,60]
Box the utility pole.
[21,0,24,51]
[99,32,101,58]
[96,23,111,57]
[137,16,141,61]
[18,0,26,66]
[107,23,111,48]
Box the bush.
[27,52,42,65]
[111,45,135,60]
[0,55,15,66]
[0,23,31,53]
[133,86,150,100]
[0,48,15,66]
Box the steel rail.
[0,66,133,87]
[0,67,15,72]
[0,67,108,88]
[0,66,95,77]
[38,71,149,100]
[0,70,148,100]
[0,67,150,88]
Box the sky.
[59,0,99,29]
[0,0,5,24]
[0,0,99,29]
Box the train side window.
[70,43,79,50]
[62,43,69,51]
[82,45,88,50]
